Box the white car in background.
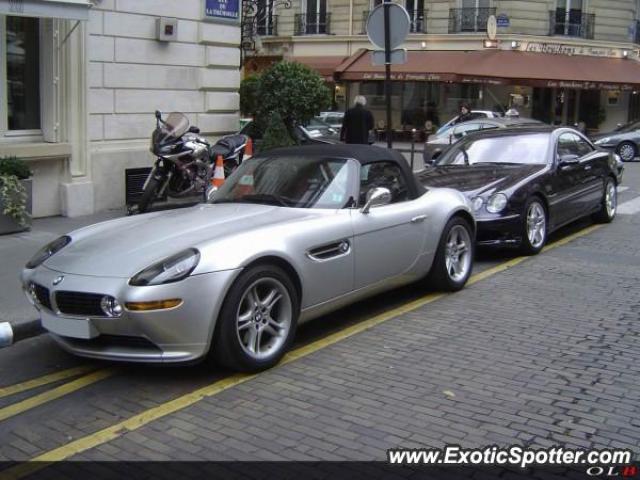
[436,110,504,135]
[317,112,345,131]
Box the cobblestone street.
[0,164,639,475]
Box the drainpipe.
[0,320,44,348]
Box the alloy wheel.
[236,278,292,361]
[526,202,546,249]
[444,225,472,282]
[618,143,636,162]
[605,181,617,219]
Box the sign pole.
[383,0,392,148]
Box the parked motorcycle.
[132,111,247,214]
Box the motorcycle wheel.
[137,176,160,214]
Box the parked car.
[424,117,544,165]
[22,145,475,372]
[419,126,622,255]
[305,117,340,140]
[239,120,339,151]
[317,111,345,131]
[435,110,504,135]
[591,120,640,162]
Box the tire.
[520,197,547,256]
[137,176,160,214]
[427,216,474,292]
[593,177,617,224]
[616,141,637,163]
[212,264,299,372]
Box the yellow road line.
[0,365,95,400]
[1,223,603,480]
[0,369,115,423]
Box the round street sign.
[487,15,497,40]
[366,3,411,51]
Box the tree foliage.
[256,61,331,132]
[239,74,261,117]
[260,112,296,152]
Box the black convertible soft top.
[260,144,426,199]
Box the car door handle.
[411,215,427,223]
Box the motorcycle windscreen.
[155,112,190,146]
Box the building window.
[550,0,594,39]
[406,0,426,33]
[295,0,330,35]
[449,0,495,33]
[255,0,277,36]
[3,16,41,134]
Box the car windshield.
[210,155,358,209]
[437,133,550,166]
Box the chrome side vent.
[307,240,351,261]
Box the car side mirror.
[189,126,200,134]
[558,154,580,169]
[361,187,392,214]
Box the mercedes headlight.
[130,249,200,286]
[486,194,508,214]
[471,197,484,212]
[26,236,71,269]
[594,137,611,145]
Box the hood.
[419,164,546,197]
[591,131,633,142]
[44,204,314,277]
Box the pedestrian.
[454,102,473,125]
[341,95,374,145]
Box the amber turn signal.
[125,299,183,311]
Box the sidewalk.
[0,209,125,326]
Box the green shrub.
[261,112,296,151]
[0,156,31,180]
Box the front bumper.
[475,213,522,248]
[21,266,241,363]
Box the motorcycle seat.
[210,144,233,158]
[216,134,248,151]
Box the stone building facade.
[246,0,640,133]
[1,0,241,218]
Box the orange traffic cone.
[244,137,253,158]
[211,155,225,188]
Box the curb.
[0,319,44,348]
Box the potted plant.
[0,156,32,234]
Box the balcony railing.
[245,15,279,36]
[449,7,496,33]
[294,13,331,35]
[361,9,427,34]
[549,10,595,39]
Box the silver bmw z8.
[22,145,475,372]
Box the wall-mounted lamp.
[511,40,520,49]
[421,41,427,48]
[622,49,629,58]
[483,39,499,49]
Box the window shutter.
[40,18,59,143]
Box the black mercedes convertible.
[419,126,623,255]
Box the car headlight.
[471,197,484,212]
[486,194,508,214]
[26,236,71,269]
[130,249,200,286]
[594,137,611,145]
